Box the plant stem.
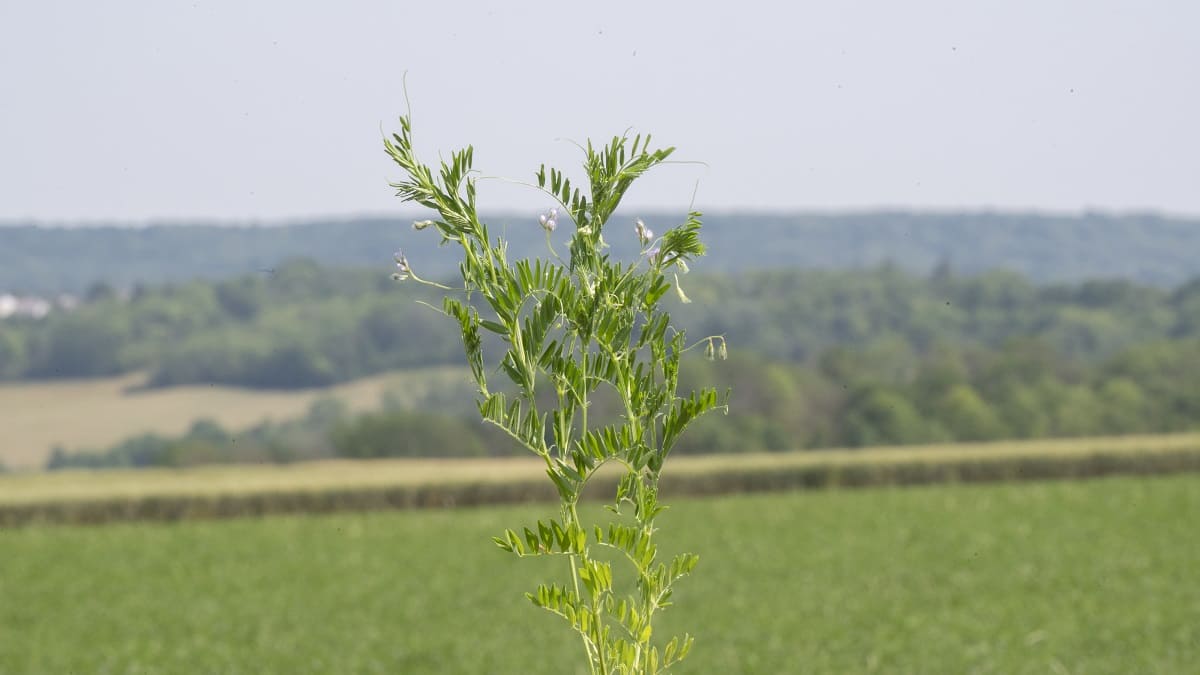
[565,501,600,675]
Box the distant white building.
[0,293,53,319]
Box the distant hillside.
[2,260,1198,389]
[2,210,1199,293]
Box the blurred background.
[1,1,1198,673]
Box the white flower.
[635,218,654,245]
[412,219,434,231]
[674,273,691,304]
[392,249,411,281]
[538,208,558,232]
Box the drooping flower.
[635,218,654,245]
[674,273,691,304]
[392,249,411,281]
[538,208,558,232]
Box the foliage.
[3,476,1198,673]
[1,262,466,387]
[674,340,1200,453]
[330,410,493,459]
[43,338,1200,470]
[4,262,1200,390]
[384,114,726,673]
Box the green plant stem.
[564,501,599,675]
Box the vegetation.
[383,109,731,672]
[2,475,1196,673]
[5,242,1198,473]
[4,210,1200,294]
[2,261,1199,390]
[41,336,1200,471]
[0,261,460,387]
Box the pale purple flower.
[538,208,559,232]
[645,246,661,261]
[635,218,654,245]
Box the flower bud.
[635,218,654,245]
[704,339,715,361]
[412,219,434,231]
[673,273,692,304]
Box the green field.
[3,474,1196,673]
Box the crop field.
[0,367,469,470]
[2,474,1197,674]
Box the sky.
[1,0,1197,223]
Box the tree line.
[4,260,1200,389]
[48,336,1200,470]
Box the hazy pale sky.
[1,1,1197,222]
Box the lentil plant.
[384,110,727,674]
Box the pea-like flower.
[674,273,692,304]
[538,208,558,232]
[412,219,434,231]
[635,218,654,245]
[392,249,411,281]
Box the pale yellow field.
[2,431,1196,505]
[0,368,471,470]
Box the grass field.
[2,474,1197,673]
[0,367,469,470]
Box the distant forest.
[3,210,1199,293]
[4,257,1199,467]
[6,212,1200,469]
[9,258,1194,469]
[3,261,1199,388]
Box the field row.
[2,432,1199,526]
